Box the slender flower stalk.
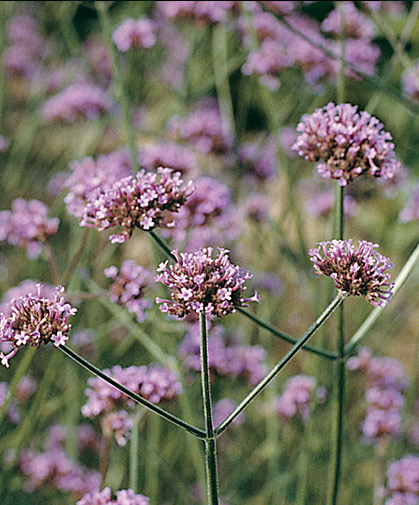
[58,345,206,439]
[237,307,338,360]
[96,1,139,173]
[215,294,345,436]
[200,311,220,505]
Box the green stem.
[345,240,419,355]
[215,294,345,437]
[96,1,139,173]
[58,345,206,439]
[237,307,337,360]
[149,230,177,261]
[145,413,161,503]
[212,24,236,141]
[199,311,220,505]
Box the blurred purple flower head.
[309,240,394,307]
[0,198,59,258]
[69,329,97,356]
[81,364,182,418]
[167,99,233,154]
[0,381,20,423]
[213,398,245,427]
[65,148,132,218]
[104,260,152,323]
[293,103,400,186]
[238,136,278,180]
[138,142,197,175]
[155,247,260,319]
[362,1,406,15]
[399,184,419,222]
[83,35,113,87]
[0,285,76,368]
[402,63,419,104]
[157,1,237,25]
[79,167,194,244]
[15,376,37,403]
[260,1,297,15]
[77,487,150,505]
[101,410,134,447]
[242,193,270,222]
[42,82,111,123]
[381,455,419,505]
[179,322,267,385]
[275,375,326,421]
[321,2,376,40]
[347,348,408,442]
[279,127,298,158]
[164,176,240,251]
[300,180,358,218]
[112,18,156,52]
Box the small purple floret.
[309,240,394,307]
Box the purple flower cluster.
[321,2,376,41]
[19,425,101,497]
[41,82,111,123]
[112,18,156,52]
[179,322,267,385]
[238,136,278,180]
[275,375,326,421]
[82,364,182,412]
[0,135,9,153]
[165,176,240,252]
[399,184,419,222]
[83,35,113,87]
[155,247,260,319]
[65,149,132,218]
[157,1,237,25]
[347,348,408,441]
[138,142,197,175]
[167,99,233,154]
[0,381,20,423]
[309,240,394,307]
[77,487,149,505]
[300,178,358,218]
[82,365,182,445]
[80,167,194,243]
[3,13,47,78]
[104,260,152,323]
[0,280,56,317]
[381,455,419,505]
[213,398,245,427]
[242,193,270,223]
[0,285,76,368]
[293,103,401,186]
[0,198,59,258]
[402,62,419,104]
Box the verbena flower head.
[104,260,152,323]
[65,149,132,218]
[402,62,419,104]
[157,1,237,25]
[275,375,326,421]
[0,198,59,258]
[399,183,419,222]
[0,285,76,368]
[80,167,194,244]
[155,247,260,319]
[309,240,394,307]
[138,142,197,175]
[112,18,156,52]
[41,82,111,123]
[381,455,419,505]
[293,103,400,186]
[321,2,376,41]
[77,487,149,505]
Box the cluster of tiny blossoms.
[347,348,408,441]
[381,455,419,505]
[41,82,111,123]
[80,167,194,244]
[112,18,156,52]
[293,103,401,186]
[275,375,326,422]
[104,260,152,323]
[155,248,260,319]
[0,198,59,258]
[309,240,394,307]
[77,488,149,505]
[0,285,76,368]
[157,1,237,25]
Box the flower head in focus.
[80,167,194,244]
[0,285,76,368]
[309,240,394,307]
[293,103,400,186]
[0,199,59,258]
[155,247,260,319]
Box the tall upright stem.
[199,311,220,505]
